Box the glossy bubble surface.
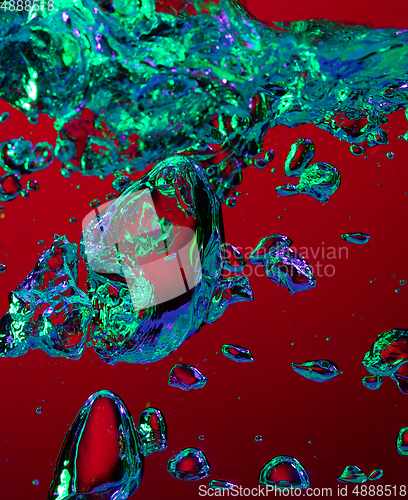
[47,390,144,499]
[259,455,310,490]
[167,447,211,481]
[292,359,339,382]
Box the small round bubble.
[90,198,101,208]
[387,152,395,159]
[0,264,7,273]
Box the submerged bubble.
[0,173,22,202]
[221,344,254,362]
[36,407,42,414]
[69,217,76,223]
[263,248,316,295]
[362,329,408,394]
[400,280,407,285]
[249,234,293,265]
[136,407,167,456]
[255,435,263,442]
[28,115,39,125]
[27,179,39,191]
[199,435,204,441]
[404,132,408,142]
[368,469,384,481]
[166,448,210,481]
[296,162,341,203]
[292,359,339,382]
[386,152,395,159]
[350,145,365,156]
[362,375,383,390]
[259,455,310,490]
[285,138,315,177]
[47,390,143,499]
[0,264,7,273]
[396,426,408,456]
[168,364,207,391]
[265,149,275,162]
[60,167,71,178]
[0,112,10,123]
[341,232,370,245]
[89,198,101,209]
[337,465,367,484]
[209,479,235,490]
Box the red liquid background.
[0,1,407,498]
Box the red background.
[0,1,408,498]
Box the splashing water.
[0,234,92,359]
[291,359,339,382]
[168,363,208,390]
[258,455,310,490]
[0,0,407,194]
[221,343,254,362]
[337,465,367,484]
[47,390,144,500]
[166,447,211,481]
[362,329,408,394]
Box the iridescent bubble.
[166,448,210,481]
[386,152,395,159]
[0,173,22,202]
[36,407,42,414]
[32,479,40,486]
[0,112,10,123]
[21,189,29,198]
[168,364,207,391]
[0,138,32,174]
[254,158,268,169]
[265,149,275,162]
[82,156,252,364]
[255,435,263,442]
[226,196,236,207]
[106,193,116,201]
[27,179,39,191]
[341,232,370,245]
[362,329,408,394]
[258,455,310,490]
[263,248,316,295]
[69,217,77,223]
[209,479,235,490]
[292,359,339,382]
[0,264,7,273]
[47,390,144,499]
[30,142,54,171]
[396,426,408,456]
[249,234,293,265]
[28,115,39,125]
[400,280,407,285]
[296,162,341,203]
[37,240,44,245]
[0,205,3,211]
[221,344,254,362]
[136,407,167,456]
[350,145,365,156]
[89,198,101,209]
[368,469,383,481]
[404,131,408,142]
[337,465,367,484]
[285,138,315,178]
[362,375,383,390]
